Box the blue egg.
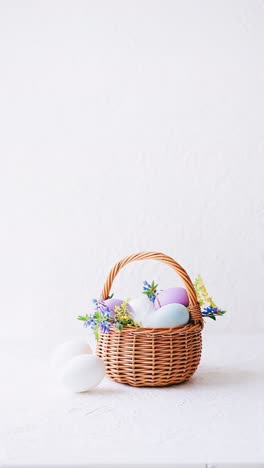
[143,303,189,328]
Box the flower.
[84,317,96,329]
[93,298,110,316]
[202,306,226,320]
[142,280,159,302]
[194,276,226,321]
[114,300,140,328]
[100,321,111,333]
[194,275,217,308]
[78,297,140,340]
[78,298,114,338]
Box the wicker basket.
[96,252,203,387]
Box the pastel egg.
[129,295,155,323]
[58,354,105,392]
[51,339,92,371]
[155,287,189,309]
[104,298,134,317]
[143,303,190,328]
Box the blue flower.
[202,306,226,320]
[84,317,96,329]
[103,309,110,319]
[142,280,158,302]
[100,321,110,333]
[93,298,110,316]
[203,306,218,314]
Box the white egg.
[129,295,155,324]
[51,339,92,371]
[143,303,190,328]
[58,354,105,392]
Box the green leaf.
[77,315,88,321]
[94,325,99,341]
[108,293,114,299]
[118,324,123,331]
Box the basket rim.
[101,321,203,336]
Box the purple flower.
[93,298,110,316]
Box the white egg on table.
[58,354,105,392]
[129,295,155,324]
[143,303,190,328]
[51,339,92,371]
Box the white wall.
[0,0,264,344]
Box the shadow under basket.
[96,252,203,387]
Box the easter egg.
[143,303,190,328]
[104,298,134,317]
[155,287,189,309]
[129,295,155,324]
[51,339,92,371]
[58,354,105,392]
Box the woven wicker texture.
[96,252,203,387]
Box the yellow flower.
[194,275,217,308]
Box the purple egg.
[154,287,189,309]
[104,298,133,317]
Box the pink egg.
[104,298,134,317]
[154,287,189,309]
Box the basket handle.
[101,252,203,324]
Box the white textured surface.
[0,1,264,345]
[0,333,263,466]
